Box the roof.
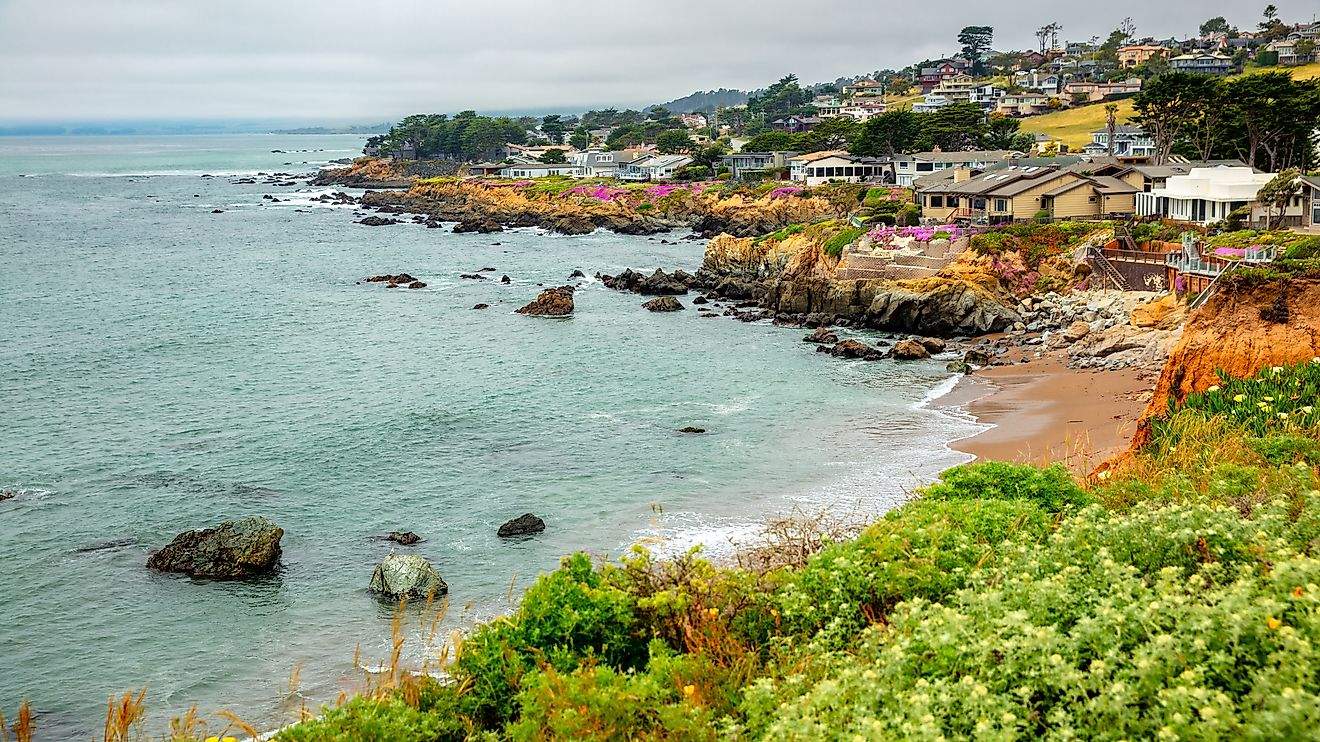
[1090,175,1138,194]
[913,149,1022,163]
[787,150,848,163]
[1301,176,1320,190]
[1041,178,1093,198]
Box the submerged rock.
[369,553,447,600]
[643,296,684,312]
[516,286,574,317]
[678,426,707,434]
[147,516,283,579]
[498,513,546,538]
[828,339,884,361]
[358,216,398,227]
[388,531,422,545]
[803,327,839,344]
[453,219,502,234]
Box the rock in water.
[891,339,932,360]
[803,327,839,344]
[964,348,993,367]
[147,516,283,579]
[642,296,684,312]
[678,426,706,434]
[829,339,884,361]
[388,531,421,545]
[918,337,947,354]
[498,513,546,537]
[516,286,574,316]
[369,554,447,600]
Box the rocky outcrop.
[516,286,574,316]
[498,513,546,537]
[821,339,884,361]
[369,554,447,600]
[678,427,706,434]
[147,516,283,579]
[358,216,399,227]
[600,268,696,295]
[643,296,684,312]
[803,327,839,344]
[891,339,931,360]
[388,531,421,545]
[453,219,503,234]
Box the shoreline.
[941,353,1156,472]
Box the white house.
[569,149,650,179]
[789,152,891,186]
[1135,166,1302,226]
[1081,125,1156,159]
[892,150,1024,187]
[911,95,952,114]
[618,154,693,182]
[499,163,577,179]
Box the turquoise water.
[0,135,977,738]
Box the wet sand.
[945,356,1157,472]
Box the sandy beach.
[945,354,1157,472]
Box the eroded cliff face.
[699,232,1023,336]
[1128,277,1320,449]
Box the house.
[789,152,892,186]
[919,59,971,93]
[1135,166,1296,226]
[467,162,510,177]
[499,163,578,179]
[1063,78,1143,103]
[995,93,1052,117]
[1170,52,1234,76]
[892,150,1024,187]
[1018,50,1048,69]
[812,96,843,117]
[911,95,952,114]
[1266,39,1317,66]
[1303,176,1320,232]
[838,99,888,121]
[721,151,798,179]
[505,143,577,161]
[842,79,885,97]
[1081,125,1156,160]
[678,113,708,129]
[927,74,979,104]
[1013,71,1062,94]
[1126,160,1251,192]
[771,116,821,134]
[1066,40,1098,57]
[569,149,650,179]
[916,161,1140,223]
[1117,45,1167,68]
[617,154,693,182]
[970,83,1005,109]
[918,164,1135,225]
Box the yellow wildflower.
[707,608,719,618]
[1268,617,1282,630]
[1234,394,1246,403]
[1206,385,1220,393]
[1303,406,1314,415]
[683,684,696,697]
[1263,397,1276,402]
[1279,413,1289,420]
[1257,402,1270,410]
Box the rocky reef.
[147,516,283,579]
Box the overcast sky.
[0,0,1313,123]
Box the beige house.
[917,163,1141,223]
[1117,45,1166,68]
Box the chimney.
[954,166,972,183]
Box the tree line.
[1131,70,1320,170]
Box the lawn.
[1019,62,1320,150]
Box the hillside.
[1020,63,1320,150]
[654,88,750,113]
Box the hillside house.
[1063,78,1143,103]
[1135,166,1298,226]
[1303,176,1320,232]
[995,93,1052,117]
[1170,52,1234,76]
[1266,39,1317,66]
[1117,45,1166,68]
[771,116,821,134]
[1081,126,1156,160]
[499,163,578,179]
[569,149,651,179]
[843,79,886,97]
[919,59,971,93]
[618,154,693,182]
[722,151,797,180]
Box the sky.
[0,0,1313,124]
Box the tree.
[569,127,590,150]
[982,114,1033,151]
[1225,72,1320,171]
[1118,17,1136,44]
[1097,29,1129,68]
[741,130,800,152]
[1131,72,1210,164]
[1255,169,1300,228]
[692,142,729,170]
[647,107,671,121]
[1104,104,1119,157]
[1295,39,1317,64]
[656,129,694,154]
[1200,16,1232,36]
[1036,22,1062,54]
[747,74,811,122]
[958,26,994,75]
[850,109,921,157]
[917,102,987,152]
[538,148,567,164]
[797,116,861,153]
[540,115,566,145]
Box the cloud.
[0,0,1306,121]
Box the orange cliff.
[1126,277,1320,451]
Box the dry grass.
[733,505,874,573]
[0,699,35,742]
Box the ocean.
[0,134,979,738]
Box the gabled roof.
[913,149,1022,163]
[1090,175,1138,194]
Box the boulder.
[367,273,416,284]
[917,337,947,354]
[406,281,427,289]
[829,339,884,361]
[460,273,487,281]
[891,339,932,360]
[501,275,512,284]
[1063,321,1092,342]
[0,491,14,502]
[369,554,447,600]
[1130,294,1187,330]
[678,426,707,434]
[569,270,586,279]
[516,286,574,316]
[388,531,421,545]
[358,216,398,227]
[964,348,993,367]
[498,513,546,537]
[643,296,684,312]
[803,327,839,344]
[147,516,283,579]
[472,303,490,310]
[692,296,709,305]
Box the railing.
[1191,262,1241,310]
[1087,246,1132,291]
[1104,248,1172,265]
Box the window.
[916,163,934,172]
[995,198,1009,212]
[930,195,944,207]
[1088,196,1097,203]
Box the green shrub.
[1285,236,1320,260]
[922,461,1092,511]
[822,227,864,257]
[775,498,1054,649]
[897,203,921,227]
[276,696,458,742]
[1250,434,1320,467]
[746,498,1320,741]
[455,553,643,726]
[1167,362,1320,437]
